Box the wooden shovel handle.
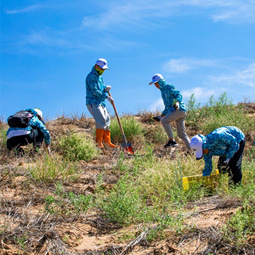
[108,91,126,140]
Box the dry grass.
[0,106,255,254]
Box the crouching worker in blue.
[190,126,245,185]
[149,74,191,151]
[86,58,116,149]
[7,108,51,154]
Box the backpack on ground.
[7,110,34,128]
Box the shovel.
[108,91,134,154]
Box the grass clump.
[57,132,98,162]
[28,155,80,183]
[110,116,144,143]
[96,175,145,225]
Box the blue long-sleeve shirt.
[86,66,108,107]
[7,108,51,145]
[157,79,186,116]
[202,126,245,176]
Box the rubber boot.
[103,130,116,148]
[96,129,104,148]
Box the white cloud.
[164,58,217,73]
[150,98,164,112]
[81,0,255,29]
[210,63,255,88]
[5,4,45,14]
[182,87,215,100]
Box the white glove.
[46,145,52,155]
[107,96,114,104]
[174,102,180,111]
[105,85,112,92]
[224,158,230,164]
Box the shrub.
[96,175,144,225]
[57,132,98,162]
[110,116,143,143]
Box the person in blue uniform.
[190,126,245,185]
[86,58,115,148]
[7,108,51,154]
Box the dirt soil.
[1,155,245,255]
[1,107,255,255]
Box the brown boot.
[103,130,116,148]
[96,129,104,148]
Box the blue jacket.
[157,79,186,116]
[7,108,51,145]
[201,126,245,176]
[86,66,108,107]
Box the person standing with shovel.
[86,58,116,149]
[149,74,191,152]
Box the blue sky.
[1,0,255,120]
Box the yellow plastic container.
[182,170,222,191]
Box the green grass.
[110,116,144,143]
[28,155,81,183]
[1,93,254,252]
[186,92,255,134]
[57,132,98,162]
[45,182,93,216]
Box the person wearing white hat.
[149,74,191,151]
[86,58,116,149]
[6,108,51,154]
[190,126,245,185]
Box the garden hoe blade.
[108,91,134,155]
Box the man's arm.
[202,154,213,176]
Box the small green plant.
[44,183,93,215]
[110,116,143,143]
[29,155,80,183]
[57,132,98,162]
[96,175,144,225]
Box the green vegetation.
[110,116,144,143]
[57,132,98,161]
[186,92,254,134]
[28,155,81,183]
[45,182,93,216]
[0,94,255,254]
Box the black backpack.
[7,110,34,128]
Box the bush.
[96,175,144,225]
[57,132,98,162]
[110,116,143,143]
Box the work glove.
[46,145,52,155]
[153,115,162,122]
[174,102,180,111]
[107,96,114,104]
[105,85,112,92]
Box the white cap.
[149,73,163,85]
[95,58,109,70]
[190,135,203,159]
[34,109,43,119]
